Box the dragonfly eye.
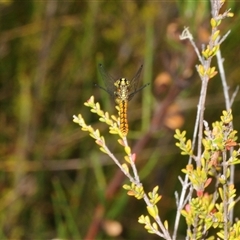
[114,80,121,88]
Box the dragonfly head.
[114,78,130,88]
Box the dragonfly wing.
[98,64,116,98]
[128,65,143,101]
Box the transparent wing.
[131,65,143,92]
[128,65,145,101]
[98,64,116,97]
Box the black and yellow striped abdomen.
[118,100,128,136]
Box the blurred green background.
[1,1,240,239]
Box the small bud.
[227,12,234,17]
[124,146,131,155]
[212,30,220,41]
[121,163,129,174]
[210,18,217,28]
[164,220,168,230]
[147,205,158,218]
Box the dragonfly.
[97,64,150,136]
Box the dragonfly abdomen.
[118,100,128,136]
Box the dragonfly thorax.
[114,78,130,102]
